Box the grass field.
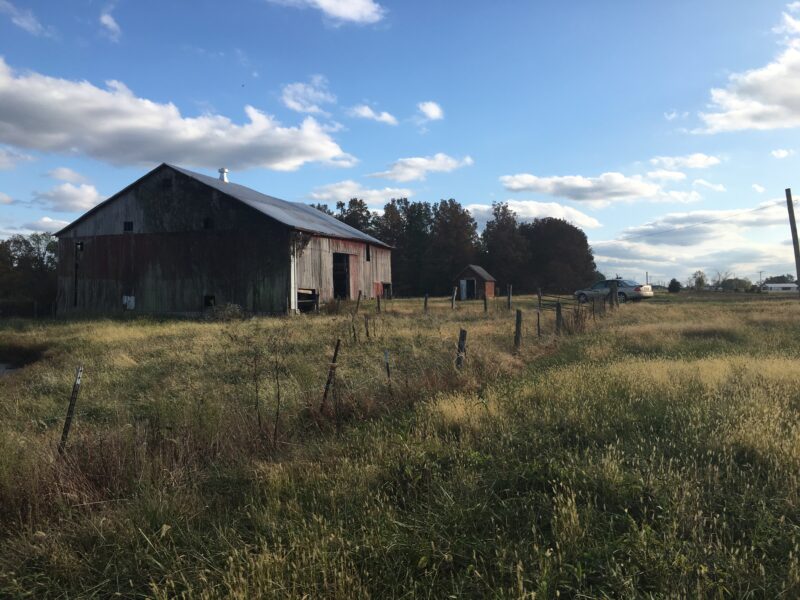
[1,293,800,598]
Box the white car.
[575,279,654,303]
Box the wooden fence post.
[424,293,429,314]
[514,309,523,351]
[58,365,83,455]
[354,290,362,315]
[483,294,488,314]
[451,286,458,309]
[591,297,596,321]
[610,281,618,308]
[377,295,381,314]
[537,288,542,312]
[456,329,468,369]
[384,349,391,382]
[321,339,341,411]
[537,310,541,338]
[556,301,563,335]
[364,314,370,340]
[507,284,513,310]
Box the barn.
[454,265,496,300]
[55,164,392,315]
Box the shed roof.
[457,264,496,282]
[56,164,389,248]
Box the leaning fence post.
[556,301,563,335]
[514,309,523,351]
[58,365,83,455]
[507,284,513,310]
[321,339,341,411]
[354,290,362,315]
[456,328,468,369]
[424,293,429,314]
[364,314,370,339]
[451,286,458,309]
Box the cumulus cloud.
[693,179,726,192]
[500,172,661,206]
[646,169,686,181]
[33,183,105,212]
[372,153,473,182]
[466,200,601,230]
[281,75,336,114]
[0,0,51,36]
[310,180,412,205]
[753,183,766,193]
[649,153,720,169]
[0,58,353,171]
[697,7,800,134]
[0,192,11,204]
[47,167,88,184]
[772,148,795,158]
[22,216,70,232]
[417,101,443,121]
[266,0,385,24]
[0,146,31,169]
[99,8,121,42]
[348,104,397,125]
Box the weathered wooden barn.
[454,265,496,300]
[55,164,392,315]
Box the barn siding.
[58,168,291,315]
[296,236,391,301]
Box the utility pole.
[785,188,800,297]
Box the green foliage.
[0,233,58,310]
[668,278,681,293]
[764,274,795,284]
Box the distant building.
[454,265,496,300]
[761,282,798,293]
[55,164,391,315]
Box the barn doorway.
[465,278,476,299]
[332,253,350,299]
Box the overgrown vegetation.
[1,295,800,597]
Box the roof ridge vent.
[218,167,229,183]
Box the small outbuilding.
[454,265,496,300]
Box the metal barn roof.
[457,265,496,282]
[56,164,389,247]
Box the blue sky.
[2,0,800,284]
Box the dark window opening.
[297,289,318,313]
[204,295,216,309]
[332,253,350,300]
[123,221,133,232]
[366,244,371,262]
[203,217,214,230]
[381,282,392,299]
[465,278,476,300]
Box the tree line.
[0,233,57,315]
[315,198,601,296]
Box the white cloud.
[697,9,800,134]
[771,148,795,158]
[281,75,336,114]
[99,8,121,42]
[310,179,412,205]
[47,167,88,184]
[266,0,385,24]
[33,183,104,212]
[753,183,766,193]
[0,146,31,169]
[372,153,473,182]
[467,200,601,230]
[0,0,51,36]
[0,58,353,171]
[650,153,720,169]
[417,101,444,121]
[693,179,726,192]
[646,169,686,181]
[0,192,11,204]
[664,110,688,121]
[348,104,397,125]
[500,171,660,206]
[22,216,70,232]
